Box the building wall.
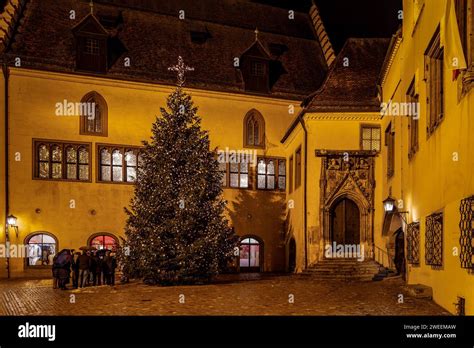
[0,68,6,278]
[1,67,301,276]
[381,0,474,314]
[282,123,305,272]
[283,114,385,268]
[307,117,385,265]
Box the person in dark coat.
[78,250,91,288]
[71,252,80,288]
[91,251,104,286]
[52,254,59,289]
[54,249,72,290]
[104,251,117,285]
[99,251,108,285]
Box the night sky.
[254,0,403,53]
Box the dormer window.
[240,37,272,93]
[72,14,109,73]
[243,58,269,92]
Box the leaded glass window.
[34,141,90,181]
[98,145,143,183]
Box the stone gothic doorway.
[316,150,377,260]
[330,198,360,245]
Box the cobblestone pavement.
[0,274,450,316]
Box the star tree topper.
[168,56,194,87]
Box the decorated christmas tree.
[122,57,238,285]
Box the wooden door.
[331,198,360,245]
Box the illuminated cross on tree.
[168,56,194,87]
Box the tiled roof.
[95,0,317,39]
[303,38,390,112]
[3,0,329,100]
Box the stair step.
[303,259,382,280]
[305,270,379,274]
[306,268,380,270]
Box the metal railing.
[374,245,395,270]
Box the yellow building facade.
[0,0,473,316]
[378,0,474,314]
[0,0,331,277]
[1,68,304,277]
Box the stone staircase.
[301,258,385,281]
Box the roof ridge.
[300,37,390,112]
[93,0,316,40]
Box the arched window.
[88,233,118,251]
[243,109,265,148]
[80,91,108,136]
[239,236,263,272]
[25,232,58,267]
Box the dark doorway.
[394,228,406,279]
[288,238,296,272]
[330,198,360,245]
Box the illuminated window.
[229,162,249,188]
[360,125,381,151]
[26,233,57,267]
[98,145,143,183]
[257,158,286,190]
[89,234,118,251]
[34,140,90,181]
[218,161,228,187]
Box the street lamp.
[6,214,19,238]
[4,214,19,279]
[7,214,17,226]
[383,196,396,213]
[383,196,409,224]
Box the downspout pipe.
[298,115,308,269]
[3,64,9,278]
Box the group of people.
[52,248,117,290]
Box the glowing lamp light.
[7,214,17,226]
[383,196,396,213]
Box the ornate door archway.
[316,150,377,259]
